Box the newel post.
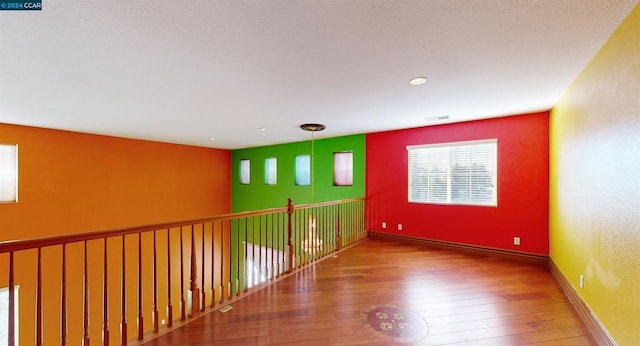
[287,198,294,273]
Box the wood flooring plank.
[142,238,596,346]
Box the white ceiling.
[1,1,637,149]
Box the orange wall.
[0,123,231,239]
[0,123,231,344]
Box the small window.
[0,144,18,203]
[407,139,497,206]
[295,155,310,186]
[0,286,19,345]
[239,159,250,185]
[333,151,353,186]
[265,158,277,185]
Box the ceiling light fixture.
[424,115,450,122]
[208,137,216,141]
[259,127,267,131]
[409,77,428,85]
[300,123,326,132]
[300,123,326,257]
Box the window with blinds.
[407,139,497,206]
[333,151,353,186]
[0,144,18,203]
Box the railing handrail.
[287,197,364,210]
[1,197,368,346]
[0,197,365,253]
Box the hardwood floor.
[143,238,595,345]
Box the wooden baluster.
[244,218,248,292]
[287,198,294,273]
[252,216,256,287]
[219,221,224,304]
[361,199,366,239]
[319,207,323,259]
[121,235,127,345]
[344,202,348,243]
[137,233,144,340]
[180,227,185,321]
[356,201,360,239]
[350,203,353,243]
[336,204,342,251]
[322,206,327,257]
[317,207,322,259]
[210,222,215,307]
[166,228,173,328]
[274,214,278,277]
[236,220,241,296]
[201,224,206,312]
[236,219,242,296]
[270,213,274,280]
[303,208,307,266]
[308,209,311,258]
[36,248,42,346]
[280,212,284,277]
[258,215,263,285]
[103,238,109,345]
[83,240,90,345]
[189,225,200,318]
[316,207,320,261]
[61,244,68,345]
[8,252,15,346]
[329,205,334,252]
[227,221,233,300]
[308,208,317,265]
[153,230,159,333]
[347,202,351,244]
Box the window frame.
[264,157,277,185]
[294,154,311,186]
[239,159,251,185]
[407,139,497,207]
[0,285,20,345]
[0,143,18,203]
[333,151,353,187]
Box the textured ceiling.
[0,0,637,149]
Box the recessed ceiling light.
[409,77,428,85]
[208,137,216,141]
[259,127,267,131]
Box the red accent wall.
[366,112,549,255]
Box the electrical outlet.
[397,224,403,231]
[513,236,521,245]
[161,319,166,325]
[579,275,585,289]
[382,222,387,229]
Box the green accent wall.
[232,134,365,211]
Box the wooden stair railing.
[0,197,366,345]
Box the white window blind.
[295,155,310,186]
[0,286,19,346]
[333,152,353,186]
[239,159,250,184]
[264,158,277,185]
[407,139,497,206]
[0,144,18,203]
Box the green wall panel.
[232,134,365,212]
